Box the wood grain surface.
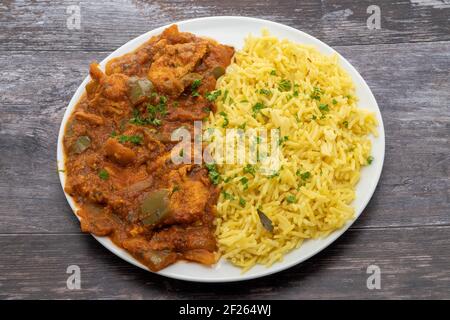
[0,0,449,299]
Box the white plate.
[57,16,385,282]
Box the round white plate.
[57,16,385,282]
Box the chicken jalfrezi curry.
[63,25,234,271]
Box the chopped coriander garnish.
[240,177,249,189]
[222,190,234,200]
[129,97,167,127]
[243,164,256,176]
[98,169,109,180]
[191,79,202,90]
[332,98,338,105]
[190,79,202,97]
[203,107,211,113]
[259,88,271,95]
[129,108,149,126]
[237,122,247,130]
[286,194,297,203]
[222,89,229,103]
[110,130,117,137]
[158,95,167,105]
[278,79,292,92]
[118,134,143,145]
[343,120,349,128]
[219,111,229,128]
[172,185,180,193]
[205,89,222,101]
[239,197,246,207]
[252,102,266,117]
[310,86,323,100]
[296,170,311,181]
[311,115,317,120]
[319,103,329,112]
[270,70,277,76]
[367,156,374,165]
[278,136,289,146]
[205,163,221,185]
[150,118,162,126]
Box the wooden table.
[1,0,449,299]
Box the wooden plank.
[1,0,450,51]
[0,41,449,233]
[0,226,448,299]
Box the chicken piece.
[90,63,130,101]
[87,63,131,117]
[159,24,196,45]
[104,138,136,165]
[165,179,210,224]
[183,249,216,265]
[148,40,208,96]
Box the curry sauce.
[63,25,234,271]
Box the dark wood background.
[0,0,449,299]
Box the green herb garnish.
[319,103,329,112]
[278,136,289,146]
[205,89,221,101]
[98,169,109,180]
[222,89,229,103]
[219,111,229,128]
[252,102,266,117]
[222,191,234,200]
[238,122,247,130]
[296,170,311,181]
[286,194,297,203]
[205,163,221,185]
[240,177,249,190]
[310,86,323,101]
[118,134,143,145]
[243,164,256,176]
[259,88,271,95]
[278,79,292,92]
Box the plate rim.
[57,15,385,283]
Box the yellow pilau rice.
[205,30,378,271]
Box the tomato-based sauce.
[63,25,234,271]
